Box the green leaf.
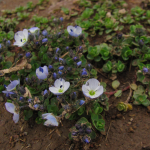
[114,90,122,97]
[112,80,120,89]
[24,110,33,120]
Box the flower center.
[89,90,95,96]
[21,38,26,43]
[58,88,64,93]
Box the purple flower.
[26,52,32,58]
[58,66,64,70]
[142,67,148,73]
[77,61,82,67]
[53,73,57,79]
[79,100,85,106]
[42,38,48,43]
[48,65,53,71]
[60,17,63,22]
[44,89,48,95]
[42,30,48,36]
[56,48,60,53]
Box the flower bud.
[53,72,57,79]
[87,64,92,71]
[26,52,32,58]
[55,57,59,61]
[43,89,48,95]
[19,96,24,102]
[42,38,48,43]
[42,30,48,36]
[58,66,64,70]
[85,128,92,134]
[60,17,63,22]
[79,100,85,106]
[6,40,11,47]
[48,65,54,71]
[75,123,81,130]
[34,104,40,109]
[81,70,88,77]
[58,71,63,75]
[56,48,60,53]
[142,67,148,73]
[77,61,82,67]
[73,56,79,62]
[78,46,83,53]
[82,136,90,143]
[66,46,69,50]
[72,131,78,136]
[35,41,39,45]
[139,39,144,47]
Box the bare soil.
[0,0,150,150]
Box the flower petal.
[54,78,65,88]
[36,68,47,80]
[95,86,104,97]
[49,87,59,94]
[7,79,20,91]
[63,82,70,92]
[23,29,28,41]
[75,26,82,35]
[5,102,15,114]
[13,113,19,123]
[43,66,48,75]
[67,26,75,33]
[87,78,100,91]
[42,113,49,119]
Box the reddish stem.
[104,85,130,98]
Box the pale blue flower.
[79,100,85,106]
[4,79,20,92]
[67,25,82,37]
[42,113,59,126]
[82,78,103,99]
[29,27,40,35]
[14,29,28,47]
[49,78,70,95]
[36,66,48,80]
[5,102,19,123]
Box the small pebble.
[117,114,122,119]
[129,127,134,133]
[130,118,133,122]
[128,122,131,125]
[147,106,150,113]
[0,97,4,102]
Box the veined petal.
[5,102,15,114]
[67,26,75,33]
[7,79,20,91]
[75,26,82,35]
[87,78,100,91]
[23,29,28,41]
[43,66,48,75]
[49,87,59,94]
[42,113,49,119]
[63,82,70,92]
[54,78,65,88]
[13,113,19,123]
[82,85,90,93]
[95,86,104,97]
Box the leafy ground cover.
[0,0,150,150]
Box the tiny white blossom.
[49,78,70,95]
[67,25,82,37]
[42,113,59,127]
[82,78,103,99]
[14,29,28,47]
[36,66,48,80]
[29,27,40,35]
[5,102,19,123]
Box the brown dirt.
[0,0,150,150]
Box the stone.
[0,96,4,102]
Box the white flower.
[82,78,103,99]
[5,102,19,123]
[36,66,48,80]
[67,25,82,37]
[5,79,20,92]
[14,29,28,47]
[42,113,59,127]
[49,78,70,95]
[29,27,40,35]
